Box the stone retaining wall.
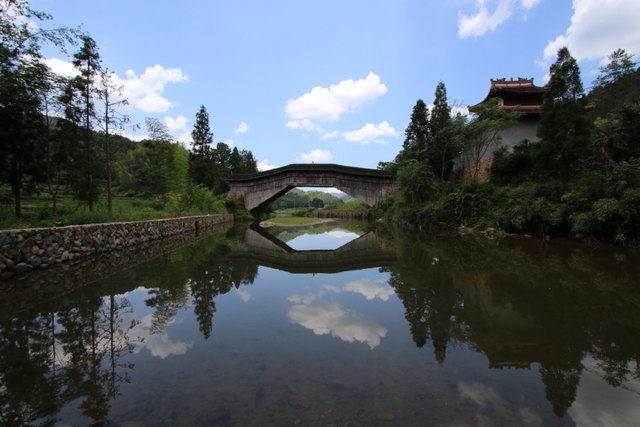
[0,214,233,280]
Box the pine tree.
[537,47,592,181]
[96,68,129,213]
[191,105,213,157]
[594,49,637,87]
[427,81,455,182]
[71,35,102,211]
[189,105,214,187]
[0,0,75,217]
[395,99,429,166]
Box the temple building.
[458,77,546,181]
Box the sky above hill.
[34,0,640,172]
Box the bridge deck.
[228,163,392,182]
[228,163,394,212]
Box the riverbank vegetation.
[0,1,256,229]
[378,47,640,246]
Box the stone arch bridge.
[227,164,394,213]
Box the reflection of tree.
[0,291,138,425]
[56,292,138,422]
[378,224,640,418]
[540,364,582,417]
[142,229,259,339]
[386,247,460,364]
[0,313,63,426]
[145,285,190,334]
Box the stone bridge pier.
[227,164,394,213]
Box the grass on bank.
[0,189,247,230]
[266,216,325,226]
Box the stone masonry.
[0,214,233,280]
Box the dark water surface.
[2,221,640,426]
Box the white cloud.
[297,149,333,163]
[123,133,148,142]
[325,187,344,194]
[134,91,172,113]
[286,118,320,132]
[42,58,80,78]
[164,115,189,132]
[288,301,387,349]
[120,65,188,113]
[452,106,470,116]
[342,121,399,145]
[521,0,541,9]
[458,0,515,38]
[458,0,543,38]
[285,72,388,131]
[542,0,640,65]
[235,121,249,135]
[223,138,235,148]
[44,60,189,114]
[257,159,277,171]
[322,130,340,139]
[175,131,192,145]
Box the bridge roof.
[228,163,393,182]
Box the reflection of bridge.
[228,225,397,274]
[227,164,394,212]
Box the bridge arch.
[227,164,394,213]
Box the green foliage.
[338,200,369,210]
[428,82,457,182]
[490,140,536,185]
[536,47,592,182]
[396,159,439,204]
[268,188,344,210]
[594,49,637,88]
[267,216,319,225]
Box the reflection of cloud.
[323,284,341,293]
[288,302,387,349]
[133,314,193,359]
[237,289,251,303]
[458,381,543,426]
[288,290,324,305]
[343,278,394,301]
[327,230,359,239]
[459,381,503,406]
[568,360,640,427]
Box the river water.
[1,221,640,426]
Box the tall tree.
[189,105,214,187]
[594,49,637,87]
[191,105,213,157]
[427,81,455,182]
[590,49,640,119]
[71,35,102,211]
[0,0,75,217]
[96,68,129,213]
[537,47,592,181]
[396,99,429,167]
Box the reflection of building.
[459,78,546,181]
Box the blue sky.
[34,0,640,172]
